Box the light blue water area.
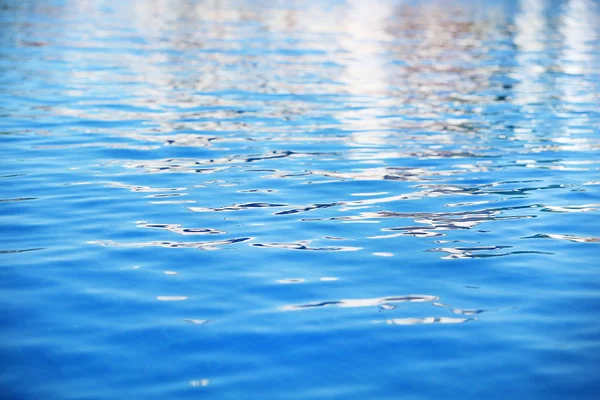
[1,0,600,399]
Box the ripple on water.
[428,246,554,259]
[252,241,362,252]
[281,295,441,311]
[524,234,600,243]
[383,317,475,325]
[88,238,252,250]
[0,248,45,254]
[136,221,226,235]
[2,0,600,399]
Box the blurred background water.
[1,0,600,399]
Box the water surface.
[1,0,600,399]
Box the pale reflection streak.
[184,319,210,325]
[336,0,394,137]
[88,238,251,250]
[156,296,188,301]
[428,245,553,260]
[451,309,487,316]
[252,241,361,252]
[556,0,599,119]
[513,0,550,107]
[383,317,474,325]
[541,204,600,213]
[524,233,600,243]
[281,295,440,311]
[282,294,478,325]
[136,221,226,235]
[105,182,186,193]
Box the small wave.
[281,295,440,311]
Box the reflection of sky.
[3,0,599,153]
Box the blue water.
[1,0,600,399]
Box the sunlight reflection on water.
[1,0,600,399]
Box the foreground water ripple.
[1,0,600,399]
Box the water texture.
[1,0,599,399]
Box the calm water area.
[1,0,599,399]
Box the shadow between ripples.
[382,317,475,325]
[0,248,45,254]
[88,238,251,250]
[428,246,553,259]
[281,295,440,311]
[252,241,361,252]
[136,221,226,235]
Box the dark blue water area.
[1,0,600,399]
